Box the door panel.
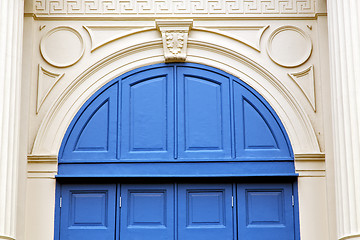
[58,182,296,240]
[119,184,174,240]
[60,83,119,162]
[237,183,295,240]
[59,184,117,240]
[120,67,175,160]
[232,80,292,160]
[177,67,232,159]
[177,183,234,240]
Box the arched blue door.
[55,63,298,240]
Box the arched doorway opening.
[55,63,299,240]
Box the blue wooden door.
[177,183,234,240]
[57,63,298,240]
[237,183,295,240]
[176,66,232,159]
[120,67,175,160]
[59,184,117,240]
[119,184,175,240]
[58,182,296,240]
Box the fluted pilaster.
[0,0,24,239]
[327,1,360,239]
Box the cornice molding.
[294,153,325,177]
[27,154,58,163]
[294,153,325,161]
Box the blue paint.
[177,66,232,159]
[232,79,292,159]
[59,63,294,176]
[58,184,117,240]
[120,184,175,240]
[57,161,296,178]
[177,183,234,240]
[56,182,298,240]
[120,67,175,160]
[54,182,61,240]
[292,181,301,240]
[56,63,299,240]
[237,183,295,240]
[60,82,119,162]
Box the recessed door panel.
[121,67,174,160]
[233,80,292,160]
[120,184,174,240]
[60,63,294,166]
[237,183,295,240]
[58,182,297,240]
[243,99,278,150]
[177,183,234,240]
[59,184,117,240]
[60,83,118,162]
[177,67,232,159]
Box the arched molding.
[31,32,320,157]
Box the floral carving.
[165,32,185,55]
[156,20,193,62]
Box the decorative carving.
[288,65,316,111]
[267,25,312,67]
[37,65,64,114]
[165,32,185,54]
[156,20,193,62]
[40,26,85,68]
[33,0,316,16]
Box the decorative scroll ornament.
[156,20,193,62]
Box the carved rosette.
[156,20,193,62]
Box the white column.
[327,1,360,240]
[0,0,24,239]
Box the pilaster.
[327,0,360,239]
[0,0,24,239]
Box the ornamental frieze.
[33,0,316,17]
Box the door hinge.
[60,197,62,208]
[232,196,234,208]
[119,196,122,208]
[292,195,294,207]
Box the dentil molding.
[156,19,193,62]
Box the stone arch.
[31,30,320,158]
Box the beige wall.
[19,0,335,239]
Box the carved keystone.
[156,19,193,62]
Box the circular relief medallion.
[40,26,85,68]
[267,26,312,68]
